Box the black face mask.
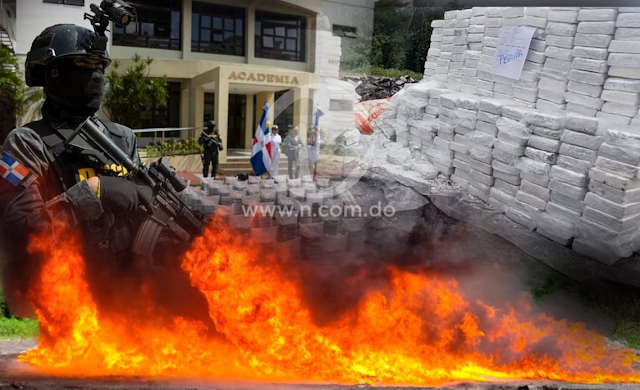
[45,60,105,117]
[60,67,105,112]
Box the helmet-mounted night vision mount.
[85,0,137,43]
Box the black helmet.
[207,120,216,130]
[26,24,111,87]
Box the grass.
[532,276,640,349]
[0,317,39,339]
[342,65,424,81]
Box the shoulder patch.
[0,154,31,186]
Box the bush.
[145,138,203,158]
[343,65,424,80]
[0,317,38,339]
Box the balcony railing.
[0,1,17,54]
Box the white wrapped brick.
[602,102,639,117]
[549,179,588,200]
[578,8,618,21]
[495,179,520,196]
[561,130,604,150]
[525,147,557,164]
[565,91,604,110]
[431,20,445,28]
[451,175,470,189]
[596,112,632,127]
[608,53,640,68]
[589,180,640,204]
[590,167,640,192]
[557,155,593,174]
[605,77,640,93]
[546,35,575,48]
[456,8,473,19]
[559,143,598,162]
[609,40,640,54]
[490,188,516,207]
[547,22,578,36]
[601,90,640,106]
[548,10,578,23]
[576,21,616,35]
[444,11,458,20]
[552,191,586,213]
[571,58,608,73]
[504,17,524,26]
[516,191,548,210]
[485,18,503,28]
[546,202,582,224]
[537,211,577,242]
[609,67,640,80]
[527,50,546,63]
[545,46,574,61]
[550,165,589,187]
[528,135,562,152]
[567,80,603,98]
[522,180,551,201]
[521,171,550,187]
[585,192,640,220]
[574,33,613,48]
[620,8,640,12]
[583,206,640,232]
[616,13,640,28]
[539,77,568,93]
[572,46,609,60]
[568,70,607,86]
[565,112,599,134]
[526,7,550,18]
[536,99,566,111]
[523,15,547,28]
[595,156,640,179]
[503,7,524,18]
[615,28,640,41]
[544,58,572,75]
[537,89,565,104]
[531,126,562,140]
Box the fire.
[17,219,640,385]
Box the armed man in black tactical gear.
[0,22,212,323]
[198,119,223,179]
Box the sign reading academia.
[228,71,300,85]
[492,26,537,80]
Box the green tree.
[103,54,168,129]
[368,0,462,75]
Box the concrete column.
[293,86,311,145]
[247,5,256,64]
[214,68,229,163]
[180,81,190,140]
[188,82,205,140]
[255,91,275,128]
[182,0,192,59]
[244,94,255,149]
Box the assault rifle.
[70,117,206,262]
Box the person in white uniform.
[270,125,282,178]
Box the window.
[192,2,244,56]
[255,11,306,62]
[43,0,85,5]
[332,25,357,39]
[113,0,182,51]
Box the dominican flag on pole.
[314,106,324,127]
[251,103,272,176]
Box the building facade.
[9,0,374,162]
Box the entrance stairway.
[219,150,288,176]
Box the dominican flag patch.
[0,154,30,186]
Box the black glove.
[99,175,154,215]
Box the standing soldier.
[198,120,223,179]
[270,125,282,178]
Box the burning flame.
[18,219,640,385]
